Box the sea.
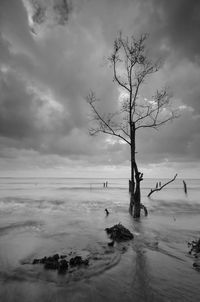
[0,177,200,302]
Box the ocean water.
[0,177,200,302]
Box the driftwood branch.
[147,174,178,197]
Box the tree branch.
[147,174,178,197]
[112,56,130,92]
[87,92,131,145]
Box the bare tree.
[87,33,179,218]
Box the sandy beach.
[0,177,199,302]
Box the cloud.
[166,60,200,113]
[152,0,200,62]
[137,107,200,163]
[0,0,199,177]
[132,0,200,63]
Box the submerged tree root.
[140,203,148,216]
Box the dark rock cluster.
[188,238,200,271]
[32,253,89,274]
[188,238,200,255]
[105,223,134,242]
[69,255,89,266]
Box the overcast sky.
[0,0,200,178]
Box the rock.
[69,256,89,266]
[188,238,200,255]
[188,238,200,271]
[84,259,89,265]
[44,259,59,270]
[32,253,89,272]
[193,262,200,271]
[52,254,60,261]
[39,256,47,264]
[105,223,134,242]
[58,259,68,274]
[108,240,114,247]
[44,261,59,270]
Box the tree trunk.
[129,122,135,215]
[129,122,141,218]
[133,200,140,218]
[133,171,142,218]
[129,190,135,214]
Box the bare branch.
[147,174,178,197]
[87,92,131,145]
[112,55,130,92]
[115,126,130,139]
[134,88,179,130]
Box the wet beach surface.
[0,178,200,302]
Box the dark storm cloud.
[135,0,200,63]
[152,0,200,62]
[0,0,119,156]
[0,1,119,168]
[146,0,200,115]
[0,68,75,151]
[0,72,39,139]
